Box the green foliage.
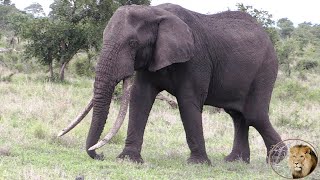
[0,0,11,6]
[22,18,56,66]
[32,123,48,139]
[236,3,279,44]
[8,12,32,37]
[24,2,45,17]
[274,20,320,75]
[0,3,26,31]
[275,79,320,103]
[276,109,314,128]
[296,59,318,70]
[265,27,280,45]
[114,83,123,100]
[69,54,95,77]
[277,18,294,39]
[236,3,274,28]
[275,38,298,76]
[14,0,148,81]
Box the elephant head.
[58,4,194,159]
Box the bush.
[296,59,319,70]
[276,108,314,128]
[70,54,95,78]
[113,83,123,101]
[0,51,42,73]
[274,79,320,103]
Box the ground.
[0,71,319,179]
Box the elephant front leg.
[224,109,250,163]
[117,79,159,163]
[178,98,211,165]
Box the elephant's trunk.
[86,42,134,159]
[86,77,132,159]
[88,77,132,151]
[86,75,117,159]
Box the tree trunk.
[49,62,53,80]
[59,61,67,81]
[87,49,93,63]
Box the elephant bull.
[58,3,285,164]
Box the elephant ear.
[149,14,194,72]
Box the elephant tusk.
[57,99,93,137]
[88,77,132,151]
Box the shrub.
[274,105,315,128]
[274,79,320,103]
[275,80,306,101]
[296,59,319,70]
[113,83,123,101]
[33,124,47,139]
[70,54,95,78]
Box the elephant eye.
[129,39,139,48]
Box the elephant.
[58,3,285,164]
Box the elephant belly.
[205,90,246,112]
[205,77,252,112]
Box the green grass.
[0,71,319,179]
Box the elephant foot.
[117,149,144,164]
[268,143,287,164]
[224,151,250,163]
[187,154,211,165]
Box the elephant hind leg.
[242,71,285,163]
[224,109,250,163]
[244,111,285,163]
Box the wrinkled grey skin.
[87,3,284,164]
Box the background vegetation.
[0,0,319,179]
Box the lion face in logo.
[288,145,318,179]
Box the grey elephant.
[59,3,285,164]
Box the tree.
[0,3,22,30]
[21,0,150,81]
[276,38,299,76]
[48,0,151,81]
[0,0,11,6]
[277,18,294,39]
[236,3,274,28]
[0,3,31,47]
[8,12,32,44]
[22,18,58,79]
[24,2,45,17]
[236,3,279,44]
[47,0,116,81]
[292,22,316,52]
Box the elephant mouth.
[57,77,133,150]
